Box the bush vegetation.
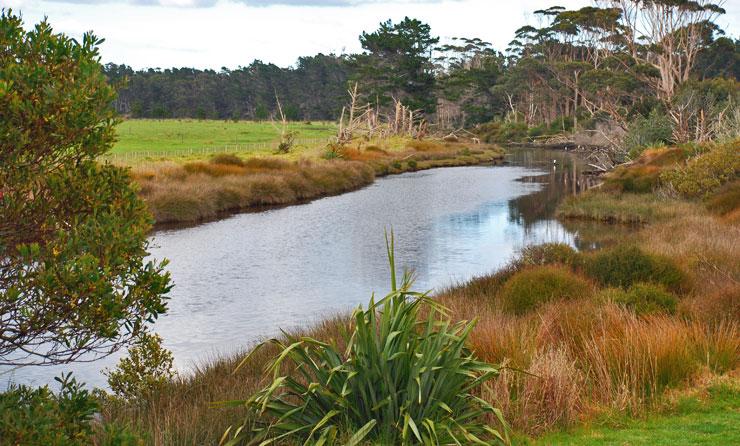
[0,374,143,445]
[661,139,740,198]
[583,245,687,293]
[624,109,674,158]
[600,283,678,315]
[499,265,593,315]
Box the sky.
[3,0,738,70]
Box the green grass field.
[111,119,337,154]
[518,382,740,445]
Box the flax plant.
[220,234,509,445]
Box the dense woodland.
[108,1,739,146]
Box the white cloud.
[3,0,737,70]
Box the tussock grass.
[134,140,503,225]
[499,265,593,315]
[557,190,697,224]
[134,159,375,224]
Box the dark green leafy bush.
[624,109,673,158]
[584,245,687,293]
[500,265,592,315]
[0,374,144,446]
[601,283,678,315]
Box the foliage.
[105,333,177,403]
[604,147,688,193]
[624,109,673,158]
[0,10,171,366]
[107,53,350,121]
[276,130,297,154]
[222,236,508,445]
[499,265,592,315]
[601,283,678,315]
[322,142,345,159]
[669,79,739,143]
[660,139,740,197]
[704,179,740,216]
[476,122,529,143]
[0,374,96,445]
[352,17,439,113]
[583,245,687,292]
[0,373,144,446]
[516,243,580,268]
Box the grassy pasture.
[111,119,337,156]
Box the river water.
[6,148,597,388]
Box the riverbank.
[132,138,504,225]
[98,139,738,444]
[97,139,740,444]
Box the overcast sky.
[3,0,738,70]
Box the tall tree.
[353,17,439,113]
[0,10,171,366]
[605,0,726,100]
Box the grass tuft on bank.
[132,138,503,225]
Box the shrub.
[276,130,296,154]
[0,10,171,368]
[105,333,177,403]
[391,160,403,170]
[499,265,593,315]
[661,140,740,198]
[406,139,444,152]
[221,238,508,445]
[583,245,687,293]
[605,165,662,193]
[407,159,417,170]
[602,283,678,315]
[0,373,143,445]
[322,142,344,159]
[517,243,580,268]
[624,109,673,158]
[704,179,740,216]
[210,153,244,166]
[476,121,529,143]
[0,374,96,445]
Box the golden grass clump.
[133,159,375,224]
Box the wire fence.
[101,137,333,164]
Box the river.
[5,148,598,388]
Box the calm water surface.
[8,148,596,388]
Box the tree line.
[108,2,738,137]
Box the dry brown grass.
[134,158,375,224]
[133,141,503,225]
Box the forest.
[107,4,739,144]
